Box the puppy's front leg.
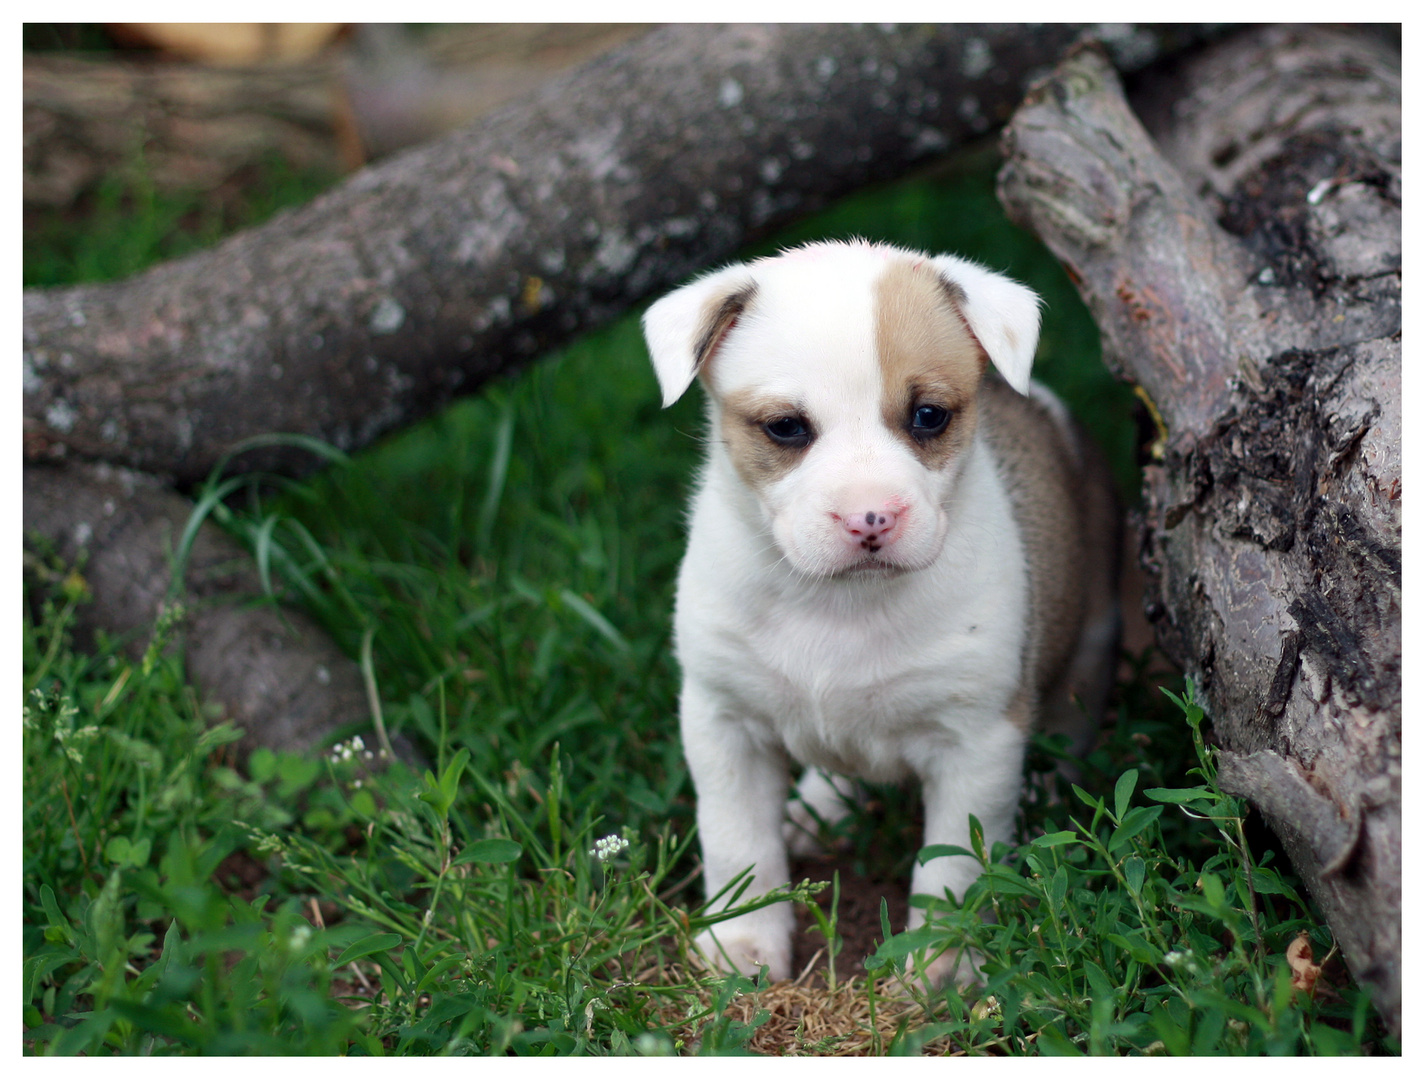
[907,714,1029,987]
[681,682,794,981]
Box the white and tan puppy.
[643,239,1120,986]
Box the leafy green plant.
[22,571,809,1055]
[868,684,1391,1056]
[22,574,372,1054]
[244,729,825,1054]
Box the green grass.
[23,151,338,289]
[872,685,1383,1055]
[22,578,1387,1054]
[22,146,1393,1055]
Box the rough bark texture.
[24,461,374,758]
[23,22,1215,486]
[997,27,1400,1035]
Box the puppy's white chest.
[758,604,1020,780]
[677,476,1028,783]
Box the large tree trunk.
[23,22,1214,486]
[997,26,1400,1037]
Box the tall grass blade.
[476,396,516,553]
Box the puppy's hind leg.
[784,767,863,857]
[1041,601,1122,783]
[1046,439,1123,771]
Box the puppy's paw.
[783,769,861,857]
[694,928,792,982]
[782,803,827,858]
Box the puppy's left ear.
[642,263,758,407]
[931,255,1042,395]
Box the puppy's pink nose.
[843,509,898,552]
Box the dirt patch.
[788,854,909,987]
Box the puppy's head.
[644,240,1041,579]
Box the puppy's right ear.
[930,254,1042,396]
[642,264,758,407]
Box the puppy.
[642,239,1120,986]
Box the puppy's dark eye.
[910,404,951,439]
[764,416,812,448]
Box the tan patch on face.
[873,259,987,468]
[719,389,810,491]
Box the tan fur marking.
[873,260,987,468]
[977,377,1121,732]
[719,389,808,491]
[695,284,757,373]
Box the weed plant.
[868,685,1384,1055]
[22,147,1391,1054]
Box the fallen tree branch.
[997,27,1400,1035]
[23,51,348,208]
[24,23,1215,486]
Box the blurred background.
[24,23,647,283]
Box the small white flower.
[256,833,284,854]
[634,1032,673,1056]
[588,834,629,862]
[1163,949,1201,976]
[288,924,313,950]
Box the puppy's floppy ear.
[930,255,1042,395]
[642,263,758,407]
